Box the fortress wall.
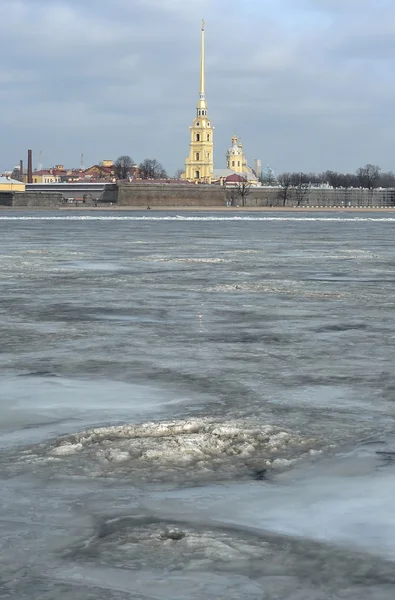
[12,192,64,207]
[242,188,395,208]
[0,192,14,206]
[117,184,227,207]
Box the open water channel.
[1,210,395,599]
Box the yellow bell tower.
[183,20,214,183]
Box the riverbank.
[2,205,395,212]
[63,205,395,212]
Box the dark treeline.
[263,164,395,190]
[114,156,167,180]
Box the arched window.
[196,152,200,161]
[232,161,235,167]
[207,122,210,126]
[195,171,200,179]
[238,161,240,167]
[196,133,200,141]
[207,134,210,141]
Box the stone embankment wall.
[12,192,64,207]
[117,183,226,207]
[3,186,394,209]
[118,183,395,208]
[245,187,395,208]
[0,192,13,206]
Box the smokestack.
[19,160,23,182]
[27,149,33,184]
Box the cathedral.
[182,22,259,185]
[182,20,214,183]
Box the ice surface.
[141,445,395,560]
[0,376,186,448]
[2,211,395,599]
[1,214,395,221]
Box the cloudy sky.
[1,0,394,176]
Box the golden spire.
[200,19,205,100]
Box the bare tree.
[226,177,251,206]
[139,158,167,180]
[356,164,380,189]
[11,167,22,181]
[277,172,294,206]
[378,171,395,188]
[226,187,238,206]
[235,178,251,206]
[114,155,133,180]
[320,170,343,188]
[339,173,358,188]
[305,172,321,185]
[290,172,311,205]
[174,168,184,179]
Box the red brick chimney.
[27,149,33,184]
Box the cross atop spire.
[202,19,205,30]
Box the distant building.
[27,170,61,184]
[82,164,115,180]
[261,164,277,185]
[182,20,214,183]
[254,159,262,179]
[226,135,246,174]
[19,160,119,184]
[224,135,259,184]
[181,22,260,185]
[0,176,25,192]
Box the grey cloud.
[1,0,395,175]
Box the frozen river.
[1,210,395,599]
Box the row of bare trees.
[114,156,167,181]
[225,164,394,208]
[261,165,395,207]
[264,164,395,190]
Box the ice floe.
[16,418,321,483]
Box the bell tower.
[183,20,214,183]
[226,135,247,174]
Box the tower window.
[195,171,200,179]
[238,161,240,167]
[196,152,200,161]
[232,161,235,167]
[196,133,200,141]
[207,134,210,141]
[196,122,200,127]
[207,122,210,126]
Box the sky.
[1,0,395,176]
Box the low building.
[27,170,61,184]
[0,176,25,192]
[212,168,261,187]
[82,164,115,181]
